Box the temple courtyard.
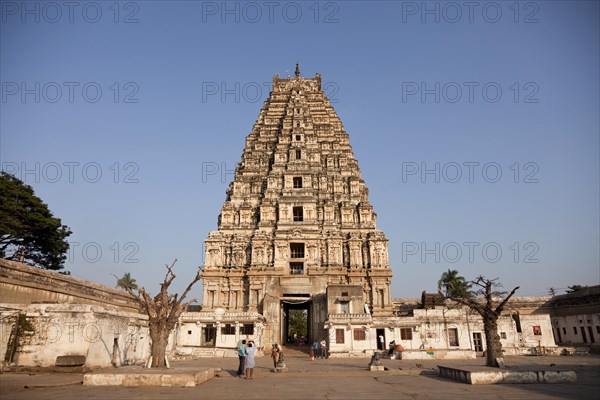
[1,353,598,400]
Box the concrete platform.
[438,364,577,384]
[83,367,220,387]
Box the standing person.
[245,341,256,380]
[388,340,396,356]
[319,338,327,359]
[271,343,280,369]
[236,339,247,377]
[311,340,319,361]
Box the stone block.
[500,371,537,384]
[196,368,219,383]
[84,374,125,386]
[83,368,218,387]
[56,355,86,367]
[468,371,503,384]
[541,371,577,383]
[438,365,578,385]
[369,365,385,371]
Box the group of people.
[237,340,287,379]
[310,339,328,360]
[236,338,329,377]
[236,339,256,379]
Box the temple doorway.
[376,328,386,350]
[281,298,312,345]
[202,324,216,347]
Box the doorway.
[202,324,216,347]
[376,328,386,350]
[282,300,311,345]
[555,327,562,344]
[588,326,595,343]
[473,332,483,352]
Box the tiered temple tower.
[200,65,393,344]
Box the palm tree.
[438,269,470,298]
[115,272,138,291]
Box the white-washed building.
[0,260,149,368]
[323,288,556,359]
[549,285,600,347]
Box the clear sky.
[1,0,598,299]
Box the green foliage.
[566,284,588,293]
[288,309,307,339]
[0,172,72,270]
[115,272,138,291]
[438,269,472,298]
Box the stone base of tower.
[174,310,266,357]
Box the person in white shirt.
[319,339,327,359]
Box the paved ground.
[1,354,599,399]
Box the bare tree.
[120,259,201,368]
[444,275,519,368]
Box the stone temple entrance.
[281,297,312,345]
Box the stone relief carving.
[349,241,361,268]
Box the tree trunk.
[149,322,170,368]
[124,259,200,368]
[483,315,502,367]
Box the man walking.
[237,339,247,376]
[319,338,327,359]
[311,340,319,360]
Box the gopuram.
[178,65,392,354]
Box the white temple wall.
[1,303,149,368]
[551,314,600,345]
[326,306,556,358]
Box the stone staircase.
[281,345,311,358]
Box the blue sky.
[1,1,598,299]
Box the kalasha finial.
[295,62,300,78]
